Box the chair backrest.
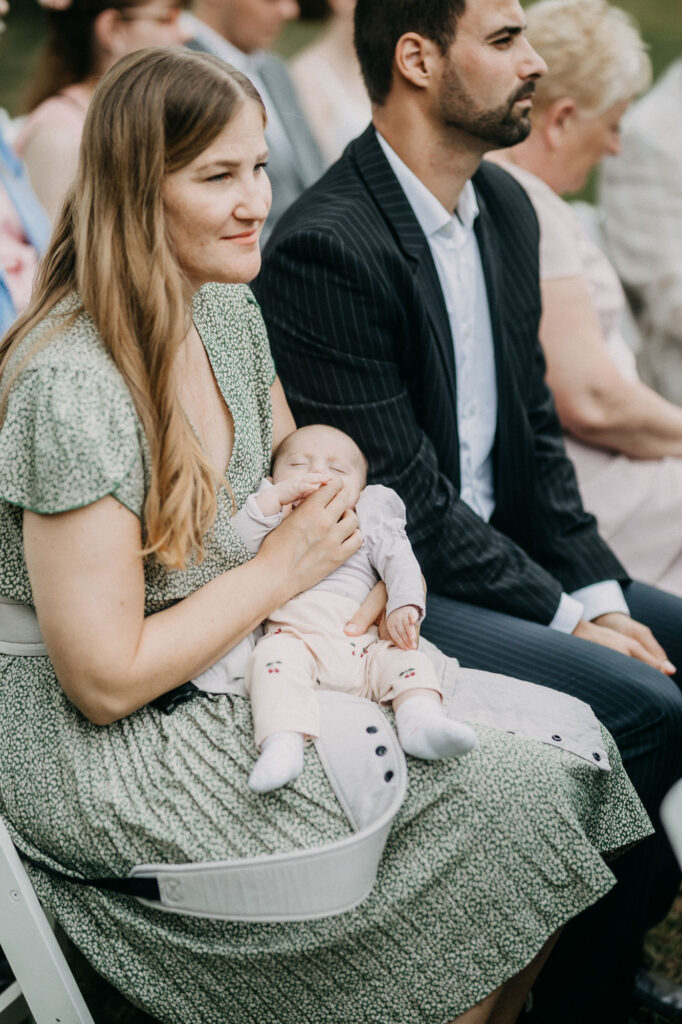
[0,817,95,1024]
[661,778,682,870]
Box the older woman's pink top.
[502,159,682,598]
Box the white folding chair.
[661,778,682,870]
[0,817,94,1024]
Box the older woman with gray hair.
[490,0,682,599]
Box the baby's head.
[272,424,368,508]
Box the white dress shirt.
[376,131,628,631]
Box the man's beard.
[438,67,535,148]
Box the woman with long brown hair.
[14,0,184,220]
[0,47,651,1024]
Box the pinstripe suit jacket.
[254,126,627,625]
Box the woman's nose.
[236,175,272,223]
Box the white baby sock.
[395,696,478,761]
[248,731,305,793]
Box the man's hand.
[573,612,676,675]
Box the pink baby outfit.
[234,483,440,748]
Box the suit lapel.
[352,128,458,416]
[473,183,526,509]
[473,187,506,402]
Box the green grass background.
[1,0,681,115]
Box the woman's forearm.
[561,377,682,459]
[539,275,682,459]
[25,481,360,725]
[98,552,291,723]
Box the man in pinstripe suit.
[254,0,682,1019]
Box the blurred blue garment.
[0,125,50,336]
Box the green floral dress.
[0,283,651,1024]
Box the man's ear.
[543,96,578,152]
[393,32,443,91]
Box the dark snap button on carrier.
[366,726,378,734]
[593,752,601,762]
[384,771,394,782]
[375,745,387,756]
[551,734,562,742]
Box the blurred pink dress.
[504,161,682,597]
[14,86,89,219]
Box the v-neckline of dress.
[185,314,239,483]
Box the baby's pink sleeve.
[356,485,425,619]
[232,479,282,556]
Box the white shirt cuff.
[548,580,629,634]
[548,593,584,634]
[571,580,629,622]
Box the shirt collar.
[375,129,479,240]
[180,13,265,76]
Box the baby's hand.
[261,473,332,515]
[386,605,420,650]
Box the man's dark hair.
[354,0,467,105]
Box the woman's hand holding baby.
[260,477,361,599]
[387,605,421,650]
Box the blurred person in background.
[0,0,50,334]
[183,0,324,242]
[0,0,49,992]
[290,0,370,167]
[14,0,185,220]
[600,58,682,406]
[488,0,682,600]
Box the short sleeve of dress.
[0,359,145,517]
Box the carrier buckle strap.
[17,850,161,901]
